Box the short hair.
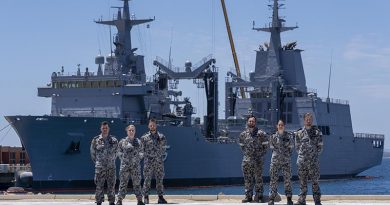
[126,124,136,130]
[149,118,157,124]
[101,121,109,126]
[247,115,256,122]
[303,113,313,119]
[277,119,285,125]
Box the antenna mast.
[326,51,333,113]
[327,51,333,100]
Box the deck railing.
[354,133,385,140]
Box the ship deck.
[1,195,390,204]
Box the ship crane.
[220,0,246,99]
[153,56,218,139]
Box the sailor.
[141,118,168,204]
[268,120,294,205]
[295,113,323,205]
[116,125,144,205]
[239,116,269,203]
[90,121,119,205]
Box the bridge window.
[114,80,121,87]
[98,81,106,88]
[92,81,99,88]
[107,80,114,88]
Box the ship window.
[84,82,92,88]
[108,80,115,87]
[92,81,99,88]
[99,81,103,87]
[114,81,121,87]
[53,82,58,88]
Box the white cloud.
[354,84,390,100]
[343,33,390,69]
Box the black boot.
[253,194,263,203]
[144,195,149,204]
[96,203,102,205]
[137,199,145,205]
[109,202,115,205]
[158,195,167,204]
[268,200,274,205]
[314,201,322,205]
[294,201,306,205]
[242,195,252,203]
[287,196,293,205]
[115,200,122,205]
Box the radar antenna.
[326,50,333,113]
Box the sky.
[0,0,389,150]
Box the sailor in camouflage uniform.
[141,119,168,204]
[268,120,294,205]
[295,113,323,205]
[239,116,269,203]
[116,125,144,205]
[90,121,119,205]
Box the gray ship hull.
[5,115,383,190]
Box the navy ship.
[5,0,384,190]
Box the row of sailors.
[90,113,323,205]
[239,113,323,205]
[90,119,166,205]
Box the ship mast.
[95,0,154,75]
[253,0,297,78]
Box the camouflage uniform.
[117,137,144,202]
[268,131,294,200]
[141,131,167,196]
[90,135,119,204]
[295,127,323,204]
[239,127,269,199]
